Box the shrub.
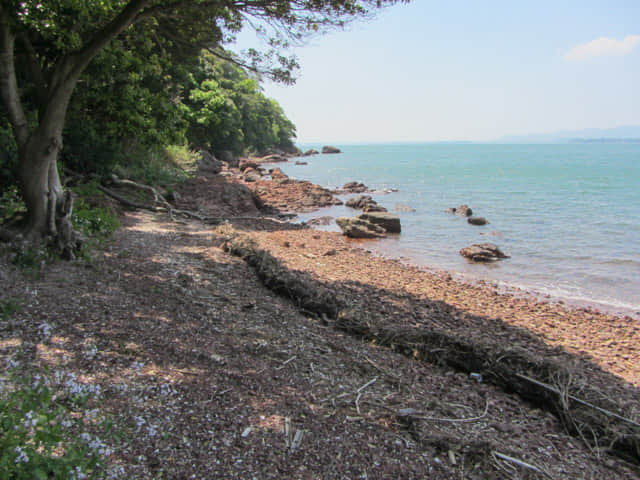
[0,370,111,479]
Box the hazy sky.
[239,1,640,143]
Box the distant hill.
[500,126,640,143]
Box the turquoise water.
[277,144,640,316]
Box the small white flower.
[147,424,158,437]
[7,358,20,369]
[38,322,52,339]
[14,445,29,463]
[73,466,87,479]
[133,416,146,429]
[23,410,37,428]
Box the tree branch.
[17,32,48,110]
[71,0,151,78]
[0,7,29,147]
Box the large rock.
[258,153,288,163]
[300,185,342,208]
[362,204,387,213]
[217,150,237,167]
[460,243,509,262]
[358,212,401,233]
[468,216,489,226]
[303,149,319,156]
[336,217,386,238]
[238,159,259,171]
[269,167,289,181]
[322,145,341,154]
[242,168,262,183]
[342,181,369,193]
[346,195,377,209]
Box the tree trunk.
[17,123,81,258]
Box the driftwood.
[515,373,640,428]
[492,451,552,479]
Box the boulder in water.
[468,216,489,226]
[358,212,401,233]
[336,217,386,238]
[322,145,341,154]
[460,243,509,262]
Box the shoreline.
[266,160,640,322]
[237,223,640,386]
[230,159,640,386]
[2,162,640,477]
[359,242,640,321]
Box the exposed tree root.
[225,231,640,465]
[98,177,297,226]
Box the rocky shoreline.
[3,155,639,478]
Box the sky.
[236,1,640,143]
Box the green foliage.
[114,147,191,186]
[164,144,200,174]
[0,369,109,479]
[3,0,399,208]
[0,186,26,225]
[73,200,120,242]
[0,298,22,321]
[183,53,297,156]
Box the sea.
[274,143,640,318]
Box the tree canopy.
[0,0,406,251]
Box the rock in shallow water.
[468,216,489,226]
[460,243,509,262]
[358,212,401,234]
[455,205,473,217]
[336,217,386,238]
[322,145,341,154]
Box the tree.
[184,52,297,156]
[0,0,405,254]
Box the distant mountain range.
[499,126,640,143]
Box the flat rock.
[460,243,509,262]
[336,217,386,238]
[358,212,401,233]
[342,182,370,193]
[303,149,319,156]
